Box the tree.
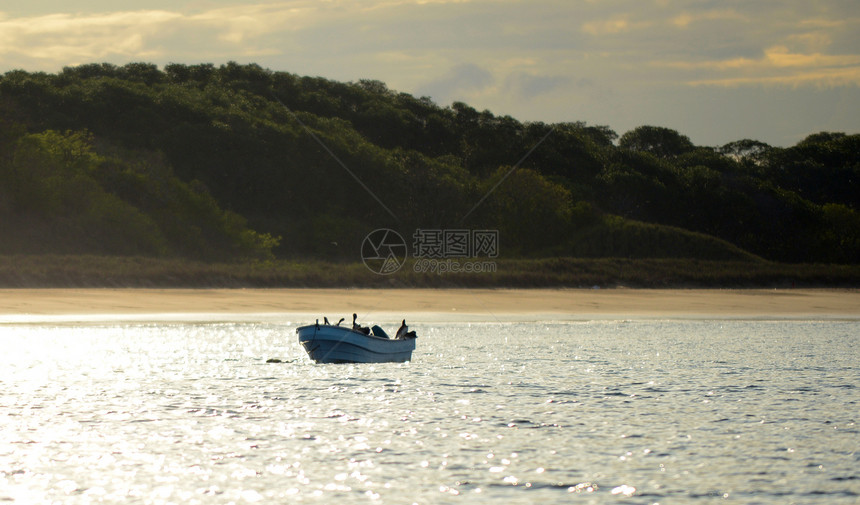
[2,64,857,263]
[484,167,573,254]
[119,62,163,86]
[719,139,771,165]
[798,131,846,146]
[165,63,216,84]
[356,79,391,96]
[619,125,695,158]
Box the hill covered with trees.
[1,62,857,267]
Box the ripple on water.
[0,320,858,503]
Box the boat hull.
[296,324,415,364]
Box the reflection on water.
[1,319,858,503]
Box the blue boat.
[296,320,416,364]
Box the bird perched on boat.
[352,313,370,335]
[324,317,330,325]
[395,319,417,339]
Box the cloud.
[660,46,860,71]
[505,72,570,99]
[0,3,324,65]
[418,63,494,102]
[670,9,747,29]
[581,16,649,36]
[656,45,860,88]
[0,10,182,61]
[687,69,860,88]
[572,2,860,90]
[187,3,315,43]
[765,45,860,69]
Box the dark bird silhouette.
[352,313,370,335]
[324,316,330,325]
[395,319,417,339]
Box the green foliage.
[0,63,858,266]
[5,255,857,288]
[0,127,276,258]
[619,125,695,158]
[817,203,860,263]
[567,215,759,261]
[479,167,575,254]
[0,129,168,255]
[761,132,859,208]
[719,139,771,167]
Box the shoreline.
[1,288,858,322]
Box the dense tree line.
[0,62,857,263]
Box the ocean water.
[1,317,857,504]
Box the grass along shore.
[1,255,858,288]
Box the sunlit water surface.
[1,318,858,504]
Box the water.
[1,317,858,504]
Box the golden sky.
[1,0,858,146]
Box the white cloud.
[0,3,332,65]
[0,10,183,61]
[188,2,316,43]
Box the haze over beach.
[1,0,858,147]
[1,288,858,321]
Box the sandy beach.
[0,288,858,321]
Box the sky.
[1,0,858,147]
